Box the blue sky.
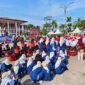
[0,0,85,26]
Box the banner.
[0,36,14,42]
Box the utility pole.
[60,2,74,32]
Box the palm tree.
[76,18,82,28]
[66,16,71,22]
[66,16,72,31]
[51,20,57,30]
[72,18,81,29]
[59,24,66,32]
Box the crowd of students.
[0,33,85,85]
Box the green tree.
[72,18,85,31]
[27,24,34,29]
[51,20,57,30]
[76,18,82,28]
[59,24,66,32]
[66,16,72,31]
[72,18,82,29]
[79,21,85,31]
[41,27,48,35]
[66,16,71,22]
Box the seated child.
[27,57,35,74]
[13,61,21,79]
[18,54,27,77]
[1,71,15,85]
[1,59,12,72]
[50,51,57,65]
[55,57,68,75]
[40,61,53,81]
[30,61,42,83]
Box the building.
[0,17,27,36]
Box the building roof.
[0,17,27,24]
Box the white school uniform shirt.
[43,67,49,73]
[70,39,78,47]
[45,56,50,64]
[55,60,61,69]
[50,41,56,51]
[32,65,41,71]
[19,60,25,64]
[60,37,65,46]
[1,77,15,85]
[42,51,46,57]
[27,60,33,67]
[45,39,49,45]
[13,66,19,74]
[56,40,58,45]
[50,52,54,59]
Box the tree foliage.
[27,24,34,29]
[51,20,57,29]
[66,16,72,22]
[59,24,66,31]
[41,27,48,35]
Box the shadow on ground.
[22,79,40,85]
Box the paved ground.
[21,56,85,85]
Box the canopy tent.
[54,29,62,34]
[70,27,82,34]
[48,31,55,35]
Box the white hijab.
[13,66,19,74]
[50,38,55,45]
[66,39,70,46]
[27,58,33,67]
[39,38,43,43]
[32,53,36,60]
[45,56,50,64]
[50,52,55,59]
[45,38,49,45]
[42,51,46,57]
[60,37,65,46]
